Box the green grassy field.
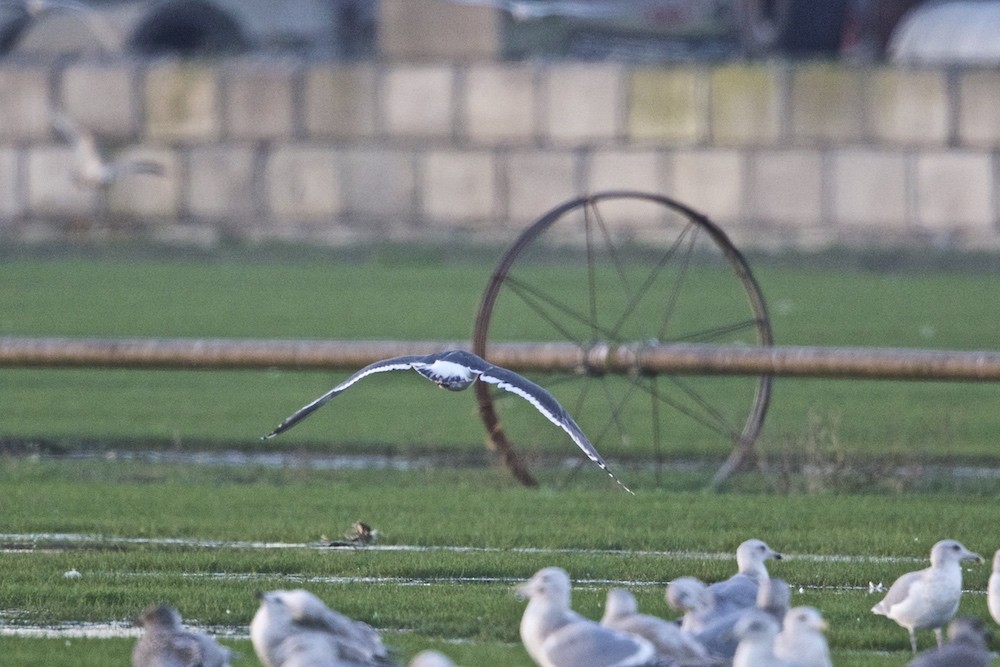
[2,243,1000,665]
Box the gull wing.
[263,354,429,438]
[478,364,632,493]
[872,570,923,615]
[542,621,656,667]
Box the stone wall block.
[186,144,258,218]
[0,67,52,140]
[462,65,536,144]
[627,67,707,143]
[304,65,377,138]
[669,149,745,224]
[585,151,667,226]
[544,64,623,143]
[869,68,949,145]
[957,69,1000,147]
[915,151,994,229]
[790,64,865,143]
[710,64,783,145]
[505,151,578,222]
[831,149,908,227]
[749,150,824,226]
[422,150,496,223]
[382,65,455,138]
[145,63,220,141]
[0,147,21,218]
[266,145,341,220]
[60,62,137,138]
[342,148,416,219]
[224,61,297,140]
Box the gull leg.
[909,628,918,654]
[934,627,944,648]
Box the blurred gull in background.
[251,589,394,667]
[773,606,831,667]
[517,567,672,667]
[906,616,993,667]
[600,587,722,665]
[132,604,232,667]
[50,111,164,190]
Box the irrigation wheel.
[472,191,773,489]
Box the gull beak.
[514,579,535,601]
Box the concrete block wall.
[2,56,1000,249]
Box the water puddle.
[0,532,927,564]
[0,620,248,640]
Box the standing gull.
[987,549,1000,626]
[871,539,983,654]
[731,611,801,667]
[680,539,783,634]
[250,589,394,667]
[408,651,456,667]
[666,577,712,632]
[517,567,672,667]
[772,607,831,667]
[757,578,791,624]
[264,349,631,492]
[685,577,792,659]
[906,617,993,667]
[132,604,233,667]
[600,587,719,664]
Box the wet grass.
[0,460,997,665]
[3,244,1000,665]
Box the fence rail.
[3,337,1000,382]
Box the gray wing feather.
[479,365,632,493]
[874,570,922,614]
[264,355,428,438]
[543,622,655,667]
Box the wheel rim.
[472,191,773,489]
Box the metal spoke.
[473,191,773,488]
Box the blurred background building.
[1,0,1000,250]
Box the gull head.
[137,604,182,630]
[737,538,782,578]
[783,606,828,634]
[516,567,571,606]
[930,539,983,567]
[665,576,710,613]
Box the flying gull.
[50,110,165,190]
[871,539,983,654]
[132,604,233,667]
[264,349,631,492]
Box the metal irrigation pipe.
[2,336,1000,381]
